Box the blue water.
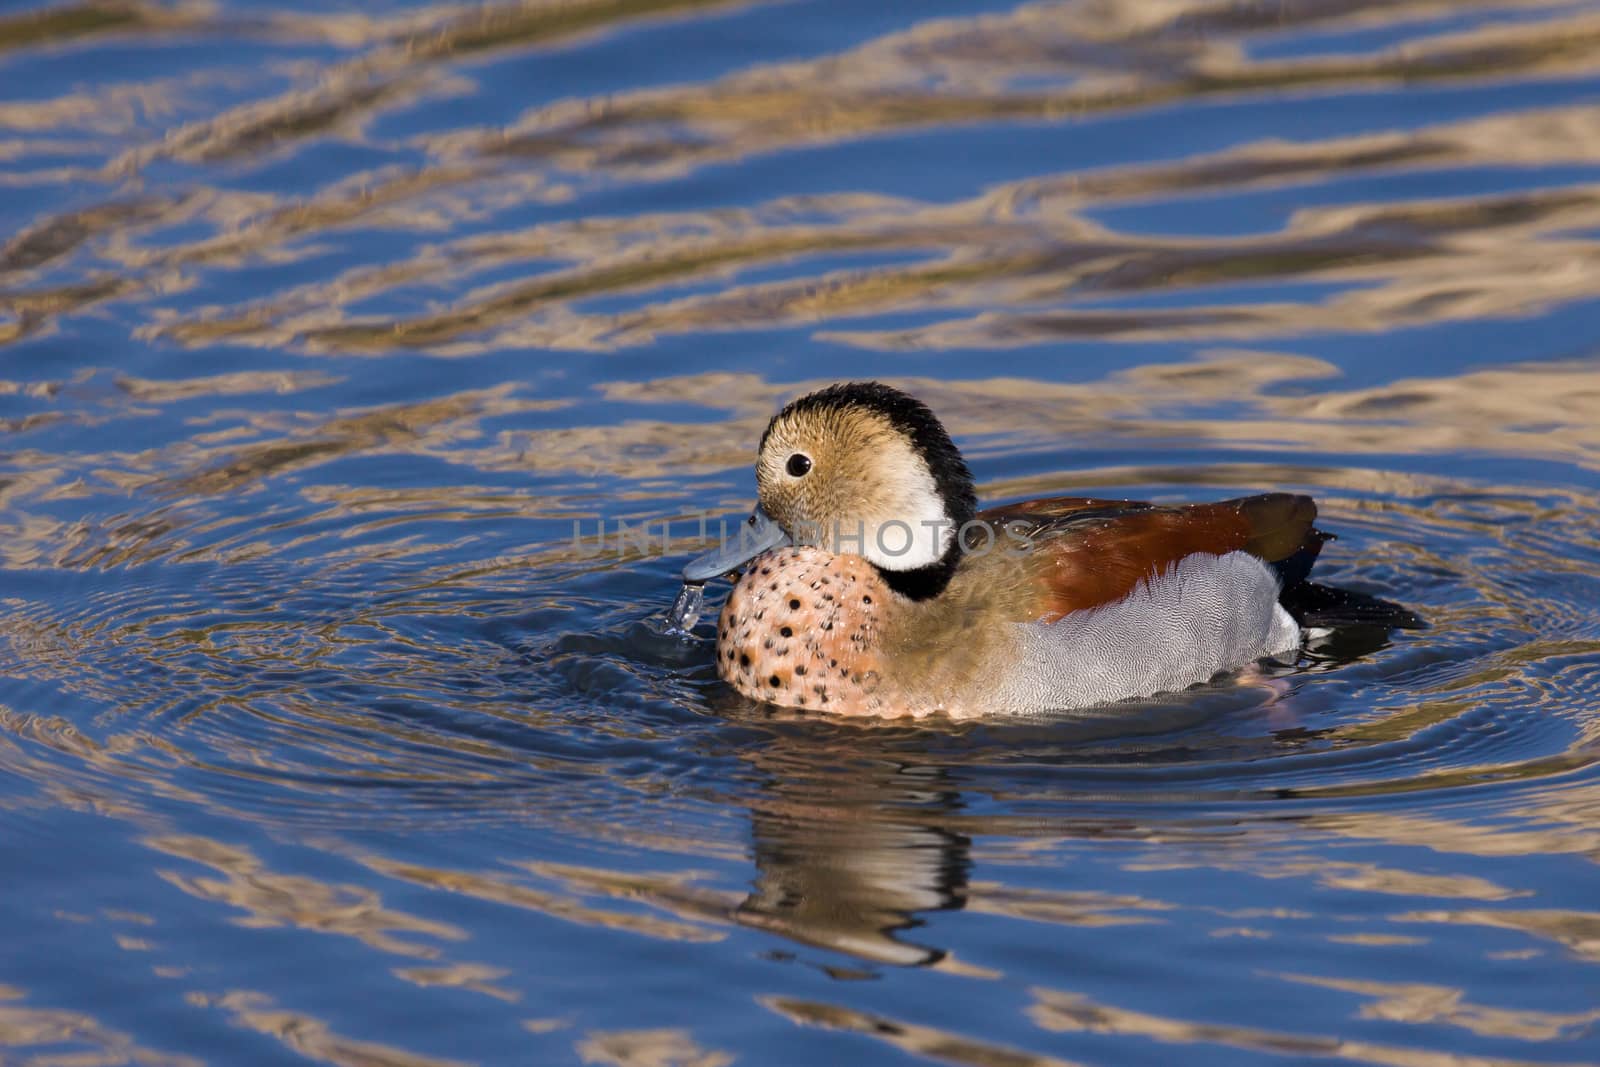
[3,0,1599,1063]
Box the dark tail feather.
[1265,521,1424,659]
[1265,524,1423,630]
[1269,528,1334,592]
[1279,580,1426,631]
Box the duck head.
[684,382,977,599]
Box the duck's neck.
[873,539,962,601]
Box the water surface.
[2,1,1600,1064]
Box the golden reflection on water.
[1127,853,1531,902]
[143,167,1600,357]
[1308,789,1600,863]
[1278,974,1600,1041]
[0,983,200,1067]
[479,0,1600,189]
[765,996,1085,1067]
[394,961,519,1002]
[363,857,730,944]
[188,990,466,1067]
[349,352,1600,510]
[149,835,468,957]
[1395,908,1600,962]
[1024,986,1596,1067]
[1,0,1599,361]
[575,1027,734,1067]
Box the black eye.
[786,453,812,478]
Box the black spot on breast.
[769,675,781,688]
[795,665,807,676]
[740,653,751,668]
[788,598,800,610]
[763,637,773,650]
[862,595,872,605]
[780,626,793,638]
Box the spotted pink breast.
[716,546,903,716]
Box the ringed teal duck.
[683,381,1328,718]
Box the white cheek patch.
[859,511,951,571]
[853,439,953,571]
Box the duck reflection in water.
[712,699,972,967]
